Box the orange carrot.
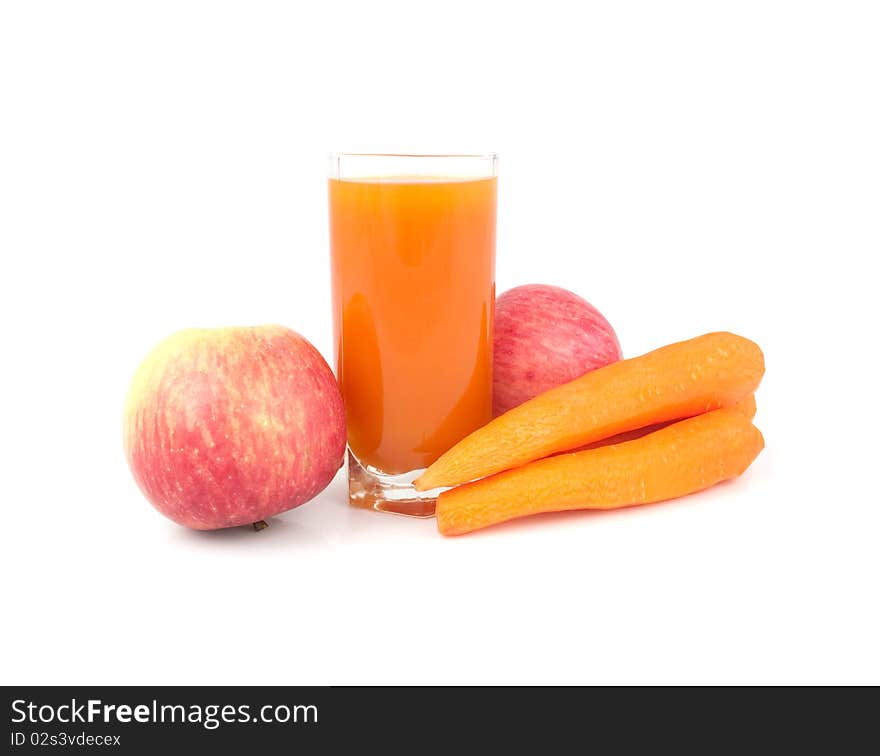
[415,332,764,491]
[436,408,764,536]
[578,392,757,451]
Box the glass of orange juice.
[328,153,498,516]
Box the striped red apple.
[493,284,622,417]
[124,325,345,530]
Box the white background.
[2,1,878,685]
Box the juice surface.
[329,176,496,474]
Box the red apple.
[493,284,622,416]
[123,325,345,529]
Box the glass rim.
[328,152,498,159]
[328,152,497,180]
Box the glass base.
[347,450,442,518]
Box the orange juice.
[329,176,496,476]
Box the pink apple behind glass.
[493,284,623,417]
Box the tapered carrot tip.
[435,408,765,536]
[415,331,764,492]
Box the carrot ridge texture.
[435,408,764,536]
[578,392,757,451]
[415,332,764,491]
[732,393,758,421]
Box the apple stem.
[252,520,269,532]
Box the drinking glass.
[328,153,498,516]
